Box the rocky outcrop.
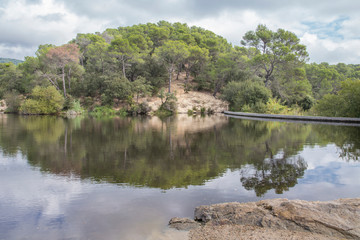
[169,217,201,231]
[170,198,360,240]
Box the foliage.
[127,102,152,115]
[160,92,177,112]
[1,21,360,117]
[20,86,64,114]
[155,40,189,93]
[131,76,153,102]
[156,91,177,116]
[43,43,81,98]
[241,24,308,86]
[89,106,117,116]
[64,99,84,115]
[102,76,132,105]
[314,79,360,117]
[4,90,22,113]
[265,98,304,115]
[0,62,24,97]
[222,80,271,113]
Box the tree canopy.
[0,21,359,117]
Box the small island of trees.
[0,21,359,118]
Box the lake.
[0,114,359,240]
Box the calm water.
[0,114,359,240]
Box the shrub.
[314,79,360,117]
[266,98,288,114]
[298,95,314,111]
[102,77,132,105]
[20,86,64,114]
[265,98,304,115]
[159,92,177,113]
[222,80,271,113]
[89,106,117,116]
[4,90,22,113]
[207,108,215,115]
[127,102,151,115]
[155,92,177,116]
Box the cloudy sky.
[1,0,360,64]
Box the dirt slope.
[143,73,228,113]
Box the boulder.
[169,217,201,231]
[193,198,360,239]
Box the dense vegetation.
[0,21,359,117]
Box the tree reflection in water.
[0,114,358,195]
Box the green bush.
[102,77,132,105]
[20,86,64,114]
[314,79,360,117]
[222,80,271,113]
[127,102,151,115]
[158,92,177,113]
[4,90,22,113]
[89,106,117,116]
[265,98,304,115]
[298,95,314,111]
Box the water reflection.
[0,114,359,193]
[1,114,360,240]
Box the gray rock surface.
[169,217,201,231]
[170,198,360,240]
[193,198,360,239]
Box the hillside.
[0,58,23,65]
[144,72,228,114]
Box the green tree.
[184,45,209,87]
[0,62,24,97]
[109,37,135,79]
[44,43,81,97]
[102,76,132,105]
[222,80,271,112]
[271,67,313,108]
[314,79,360,117]
[20,86,64,114]
[305,63,344,99]
[156,40,189,93]
[241,24,308,87]
[131,77,153,103]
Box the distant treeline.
[0,58,23,65]
[0,21,359,117]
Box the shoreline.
[224,111,360,123]
[224,111,360,126]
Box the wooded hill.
[0,21,359,117]
[0,58,23,65]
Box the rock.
[193,198,360,239]
[0,100,7,112]
[189,224,340,240]
[169,217,201,231]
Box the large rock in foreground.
[170,198,360,240]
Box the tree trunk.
[176,63,182,80]
[122,58,126,79]
[45,74,60,91]
[168,66,173,93]
[213,77,224,98]
[62,67,67,98]
[68,68,71,91]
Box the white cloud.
[0,0,107,59]
[1,0,360,63]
